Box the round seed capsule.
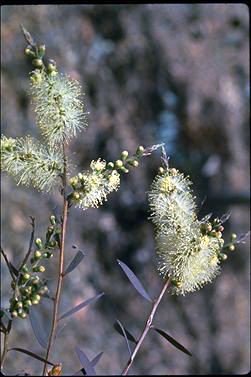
[158,167,165,175]
[23,273,31,281]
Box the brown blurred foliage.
[1,4,250,375]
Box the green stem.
[42,143,68,376]
[1,320,12,371]
[121,277,172,375]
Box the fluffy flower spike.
[29,68,88,146]
[148,166,230,295]
[1,135,64,192]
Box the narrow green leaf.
[58,293,104,321]
[7,347,54,365]
[117,259,152,302]
[152,327,192,356]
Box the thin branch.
[0,247,16,281]
[42,142,68,376]
[1,320,12,370]
[121,277,172,375]
[19,216,35,271]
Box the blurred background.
[1,4,250,375]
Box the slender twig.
[121,277,172,375]
[1,320,12,370]
[42,142,68,376]
[19,216,35,271]
[0,247,16,281]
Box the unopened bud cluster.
[148,166,236,295]
[8,215,61,319]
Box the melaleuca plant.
[0,27,248,376]
[0,26,162,375]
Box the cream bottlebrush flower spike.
[29,68,88,146]
[1,135,64,192]
[148,148,229,295]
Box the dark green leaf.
[7,347,54,366]
[152,327,192,356]
[117,259,152,302]
[114,319,131,357]
[114,321,137,343]
[29,308,48,349]
[75,346,96,376]
[58,293,104,321]
[64,250,85,276]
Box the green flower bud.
[11,281,16,290]
[107,162,114,169]
[20,311,28,319]
[25,286,32,295]
[231,233,237,241]
[136,145,145,154]
[47,63,57,73]
[11,310,18,318]
[131,160,139,167]
[119,166,129,174]
[115,160,123,168]
[47,225,54,233]
[24,299,32,307]
[23,273,31,281]
[35,238,43,249]
[31,275,40,284]
[32,58,43,67]
[16,301,23,309]
[24,46,36,57]
[228,244,235,252]
[39,286,49,295]
[38,44,46,57]
[21,265,29,273]
[73,191,80,200]
[38,265,46,273]
[219,252,228,261]
[158,167,165,175]
[43,251,53,258]
[121,150,129,160]
[31,294,41,305]
[49,215,56,225]
[34,250,42,259]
